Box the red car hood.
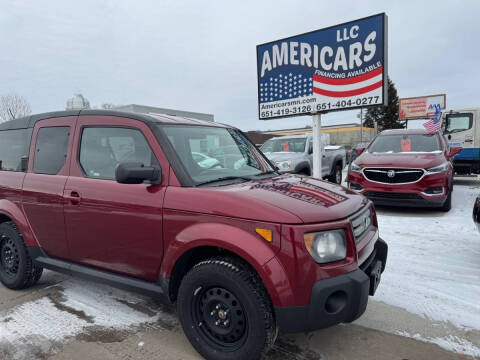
[165,174,368,224]
[355,151,445,169]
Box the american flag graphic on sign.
[259,73,313,103]
[312,67,383,98]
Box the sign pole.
[312,113,322,179]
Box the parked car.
[347,129,462,211]
[473,194,480,232]
[0,110,387,360]
[260,134,346,184]
[192,151,220,169]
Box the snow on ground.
[374,178,480,354]
[0,278,177,359]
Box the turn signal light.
[255,228,273,242]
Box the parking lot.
[0,174,478,360]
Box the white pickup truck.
[260,134,347,184]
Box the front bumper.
[275,238,388,333]
[362,191,445,207]
[348,170,449,208]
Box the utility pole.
[312,113,322,179]
[360,108,363,143]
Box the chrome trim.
[349,203,373,243]
[421,187,445,197]
[362,167,426,185]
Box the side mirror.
[115,162,161,185]
[447,146,462,158]
[355,146,366,155]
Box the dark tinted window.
[34,127,70,175]
[369,134,441,153]
[0,128,32,172]
[79,127,158,180]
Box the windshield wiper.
[197,176,253,186]
[252,170,278,177]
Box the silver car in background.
[260,134,346,184]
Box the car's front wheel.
[329,163,342,184]
[177,257,277,360]
[441,187,452,212]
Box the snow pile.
[375,182,480,343]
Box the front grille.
[363,168,424,184]
[364,191,423,200]
[349,205,373,243]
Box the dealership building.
[254,123,375,147]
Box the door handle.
[64,190,81,204]
[465,139,473,143]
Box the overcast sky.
[1,0,479,131]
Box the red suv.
[347,129,462,212]
[0,110,387,360]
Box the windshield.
[161,125,275,184]
[368,134,441,153]
[260,138,307,153]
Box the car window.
[444,113,473,134]
[34,127,70,175]
[161,125,273,184]
[260,138,306,153]
[79,127,158,180]
[368,134,441,153]
[0,128,32,172]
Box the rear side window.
[34,127,70,175]
[0,128,32,172]
[79,127,158,180]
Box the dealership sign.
[399,94,446,119]
[256,13,388,120]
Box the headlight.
[350,162,362,172]
[275,160,293,170]
[304,229,347,264]
[426,162,448,174]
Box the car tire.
[441,189,452,212]
[177,257,277,360]
[329,164,342,184]
[0,221,43,290]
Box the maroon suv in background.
[347,129,462,212]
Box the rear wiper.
[197,176,252,186]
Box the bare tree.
[0,93,32,123]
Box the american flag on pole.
[312,67,383,97]
[423,104,442,133]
